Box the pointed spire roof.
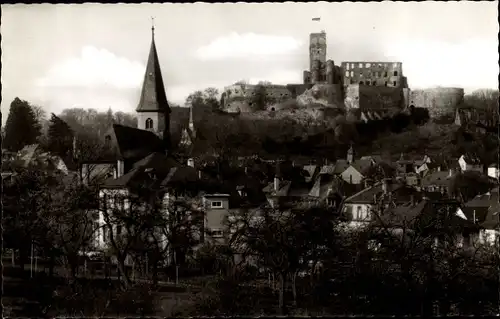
[136,26,170,113]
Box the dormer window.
[211,201,223,208]
[104,135,111,147]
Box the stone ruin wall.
[344,84,405,111]
[410,88,464,118]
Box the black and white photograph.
[1,1,499,317]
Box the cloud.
[384,39,498,89]
[195,32,303,60]
[247,69,303,85]
[36,46,146,89]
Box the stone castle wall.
[345,84,405,111]
[410,87,464,118]
[341,61,406,88]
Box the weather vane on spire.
[151,16,155,34]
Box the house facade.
[458,154,483,173]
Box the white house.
[342,179,420,229]
[455,188,500,246]
[487,164,499,179]
[458,154,483,173]
[340,159,374,185]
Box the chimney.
[187,158,195,168]
[382,179,389,194]
[274,176,280,192]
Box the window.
[211,229,223,238]
[145,118,153,129]
[359,81,364,85]
[350,71,354,77]
[356,206,362,220]
[384,72,388,77]
[393,71,398,76]
[345,71,349,77]
[385,82,388,87]
[358,63,363,68]
[104,135,111,148]
[366,63,371,67]
[366,81,371,85]
[211,201,223,208]
[393,81,397,86]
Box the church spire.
[189,104,196,138]
[136,20,170,113]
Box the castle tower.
[136,23,171,149]
[347,143,354,164]
[309,31,327,80]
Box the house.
[340,159,374,185]
[202,194,231,244]
[458,154,483,173]
[395,153,420,175]
[79,160,117,185]
[14,144,72,174]
[455,188,500,246]
[414,155,440,175]
[342,178,421,228]
[375,198,476,250]
[420,169,454,194]
[487,164,499,179]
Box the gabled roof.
[360,155,384,164]
[308,173,344,199]
[345,180,419,204]
[460,153,481,165]
[350,159,374,175]
[17,144,40,167]
[136,28,170,113]
[303,165,319,182]
[101,152,181,189]
[421,170,452,187]
[458,188,500,229]
[110,124,164,160]
[333,159,350,174]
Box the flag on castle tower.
[312,17,321,21]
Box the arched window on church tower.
[145,118,153,130]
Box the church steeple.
[136,22,169,113]
[136,22,171,152]
[189,104,196,138]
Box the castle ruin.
[221,30,463,121]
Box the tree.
[204,87,221,112]
[3,97,42,151]
[464,89,499,115]
[3,168,61,271]
[48,113,74,159]
[98,181,203,289]
[225,204,344,313]
[185,91,205,109]
[448,171,493,202]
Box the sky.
[1,2,498,121]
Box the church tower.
[136,23,171,149]
[347,143,354,164]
